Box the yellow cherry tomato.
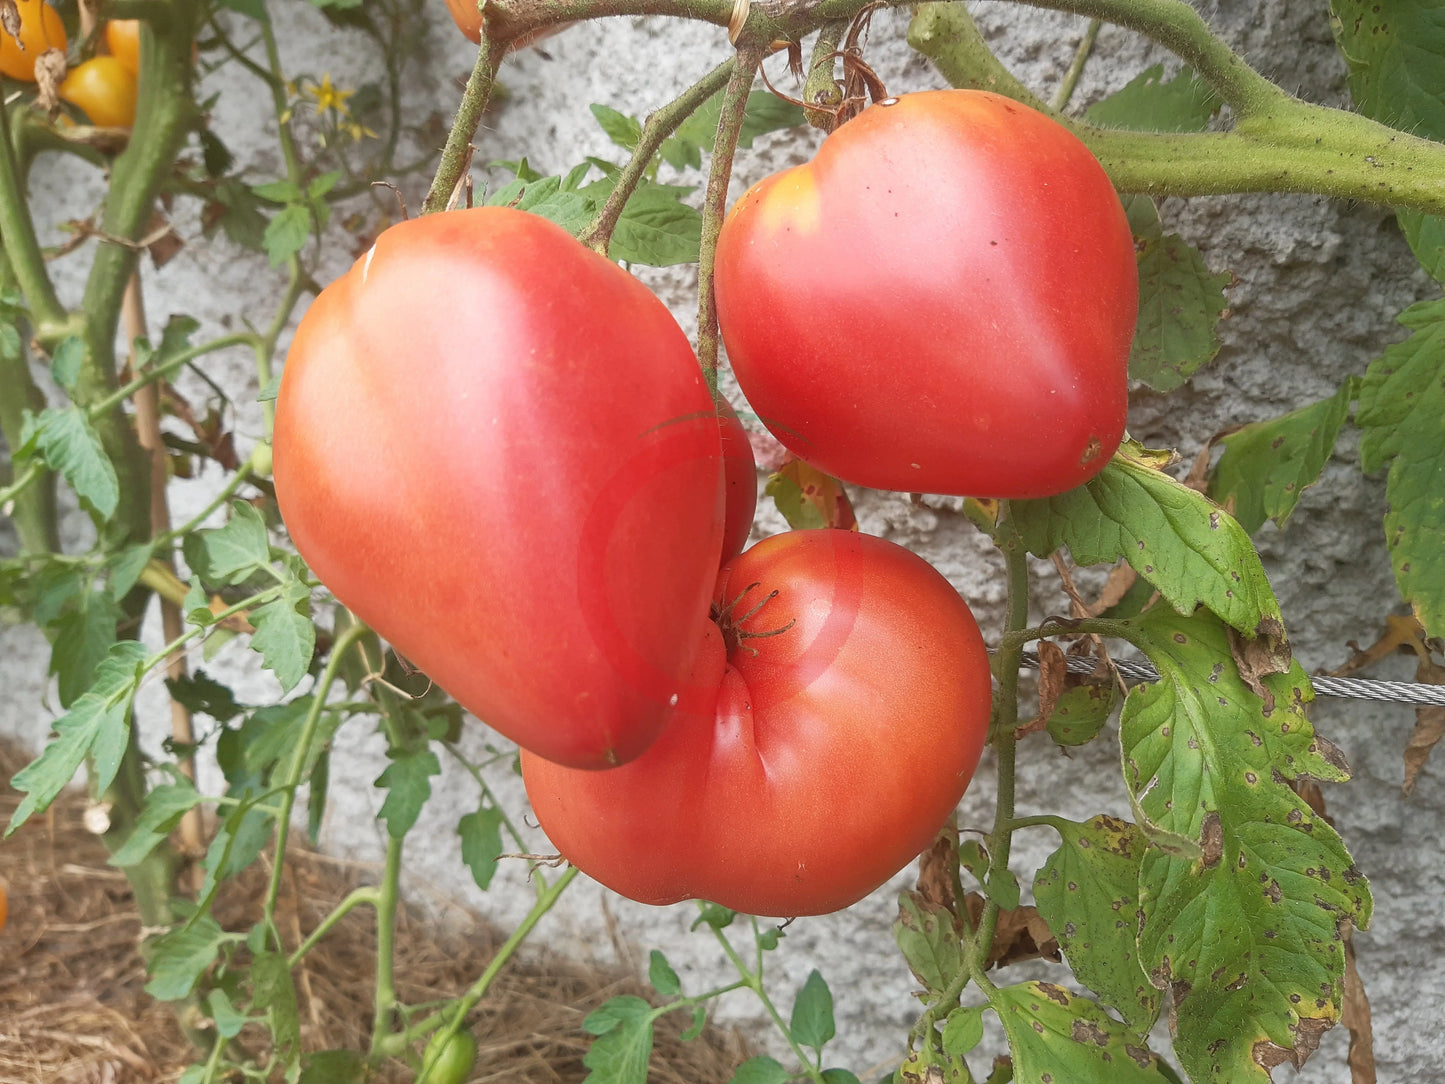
[104,19,141,75]
[0,0,66,83]
[60,55,138,128]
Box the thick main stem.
[422,36,499,215]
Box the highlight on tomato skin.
[520,528,993,917]
[714,88,1139,501]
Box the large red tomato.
[521,529,993,916]
[715,394,757,561]
[714,89,1138,500]
[273,207,728,769]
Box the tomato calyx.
[711,580,796,656]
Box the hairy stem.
[696,45,763,387]
[423,36,499,215]
[1052,18,1100,111]
[580,58,736,256]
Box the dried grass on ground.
[0,742,750,1083]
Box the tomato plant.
[273,206,727,770]
[0,0,65,82]
[104,19,141,75]
[521,528,993,916]
[714,89,1138,499]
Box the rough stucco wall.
[2,0,1441,1079]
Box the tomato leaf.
[582,996,656,1084]
[648,949,682,997]
[1045,683,1117,747]
[728,1056,790,1084]
[108,542,154,601]
[299,1050,366,1084]
[789,970,836,1054]
[1209,379,1355,534]
[485,175,595,236]
[108,779,202,867]
[457,806,504,891]
[1329,0,1445,281]
[941,1005,986,1056]
[1013,444,1283,640]
[674,89,805,159]
[49,588,121,707]
[19,406,120,519]
[765,457,857,531]
[1355,298,1445,636]
[1121,608,1371,1080]
[1033,816,1158,1035]
[184,501,271,587]
[252,950,302,1069]
[165,670,244,723]
[374,748,440,839]
[48,336,85,390]
[679,1005,708,1042]
[248,580,315,693]
[987,982,1174,1082]
[591,103,642,151]
[7,640,146,834]
[607,182,702,266]
[144,913,228,1000]
[819,1070,861,1084]
[200,789,274,896]
[894,892,964,997]
[1083,64,1222,134]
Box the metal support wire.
[1018,650,1445,708]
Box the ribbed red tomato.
[522,529,993,916]
[273,207,729,769]
[715,89,1138,499]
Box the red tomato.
[521,529,992,916]
[0,0,65,83]
[716,395,756,562]
[59,56,137,128]
[714,89,1138,499]
[273,208,726,769]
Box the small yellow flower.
[308,73,355,117]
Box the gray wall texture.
[3,0,1442,1080]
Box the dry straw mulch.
[0,743,751,1083]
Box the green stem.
[369,833,405,1055]
[0,105,68,333]
[413,866,579,1083]
[803,21,847,129]
[422,36,499,215]
[696,45,763,388]
[261,619,370,939]
[259,19,305,186]
[579,58,736,257]
[1052,18,1100,111]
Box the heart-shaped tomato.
[274,207,728,768]
[715,89,1138,499]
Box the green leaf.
[184,501,270,587]
[790,970,835,1053]
[486,176,595,236]
[299,1050,366,1084]
[582,996,655,1084]
[648,950,682,997]
[679,1005,708,1042]
[458,806,504,891]
[692,902,735,930]
[1083,64,1222,133]
[728,1056,790,1084]
[675,90,805,153]
[941,1005,986,1056]
[1355,298,1445,636]
[201,792,275,893]
[1033,816,1159,1033]
[1045,683,1117,747]
[1329,0,1445,280]
[249,581,315,693]
[591,103,642,150]
[264,203,312,266]
[207,988,251,1039]
[608,183,702,266]
[49,589,122,707]
[49,337,86,390]
[1013,444,1283,638]
[166,670,244,723]
[109,780,202,866]
[109,543,154,600]
[145,915,226,1000]
[22,407,119,518]
[820,1070,861,1084]
[252,950,302,1067]
[375,748,440,838]
[988,982,1174,1082]
[7,641,146,833]
[765,469,827,529]
[1209,379,1356,534]
[1121,608,1372,1080]
[1127,201,1231,392]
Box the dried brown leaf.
[962,894,1061,970]
[34,48,66,114]
[914,819,959,915]
[1342,925,1375,1084]
[1092,561,1138,614]
[1017,640,1066,738]
[1331,613,1429,676]
[0,0,20,40]
[1403,655,1445,795]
